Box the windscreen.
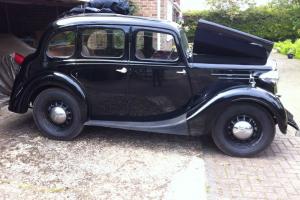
[180,29,191,58]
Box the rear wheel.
[212,103,275,157]
[33,88,85,140]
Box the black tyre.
[212,103,275,157]
[33,88,85,140]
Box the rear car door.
[128,27,192,121]
[73,25,129,120]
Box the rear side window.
[46,31,76,58]
[81,28,125,58]
[135,31,178,61]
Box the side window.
[81,28,125,58]
[46,31,75,58]
[135,31,178,61]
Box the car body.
[8,14,299,157]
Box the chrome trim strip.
[187,94,224,121]
[65,59,128,63]
[211,73,250,76]
[190,63,273,70]
[217,77,249,80]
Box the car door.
[73,25,129,120]
[128,27,192,121]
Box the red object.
[13,53,25,65]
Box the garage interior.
[0,1,86,106]
[0,0,85,50]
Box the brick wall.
[161,0,167,20]
[132,0,158,18]
[131,0,181,20]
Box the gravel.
[0,109,205,200]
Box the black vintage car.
[8,14,299,157]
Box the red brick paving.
[202,130,300,200]
[202,53,300,200]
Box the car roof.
[54,13,181,33]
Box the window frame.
[79,26,126,59]
[133,28,180,63]
[45,29,77,59]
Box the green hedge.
[183,6,300,42]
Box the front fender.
[187,86,288,134]
[9,72,87,114]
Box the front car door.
[73,25,129,120]
[128,27,192,121]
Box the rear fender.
[9,72,87,114]
[187,86,288,135]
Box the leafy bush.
[275,40,293,54]
[183,6,300,42]
[295,39,300,58]
[275,39,300,59]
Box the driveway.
[0,108,205,199]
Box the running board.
[84,114,189,135]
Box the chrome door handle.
[176,69,186,74]
[116,67,127,74]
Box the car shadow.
[1,111,288,158]
[76,126,203,154]
[0,111,202,155]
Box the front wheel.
[33,88,85,140]
[212,103,275,157]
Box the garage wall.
[0,4,8,33]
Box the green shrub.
[275,39,300,59]
[275,40,293,54]
[295,39,300,59]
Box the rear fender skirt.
[9,72,87,114]
[187,86,288,134]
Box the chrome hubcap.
[50,106,67,124]
[227,114,261,145]
[232,121,254,140]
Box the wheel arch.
[187,87,288,135]
[9,72,88,115]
